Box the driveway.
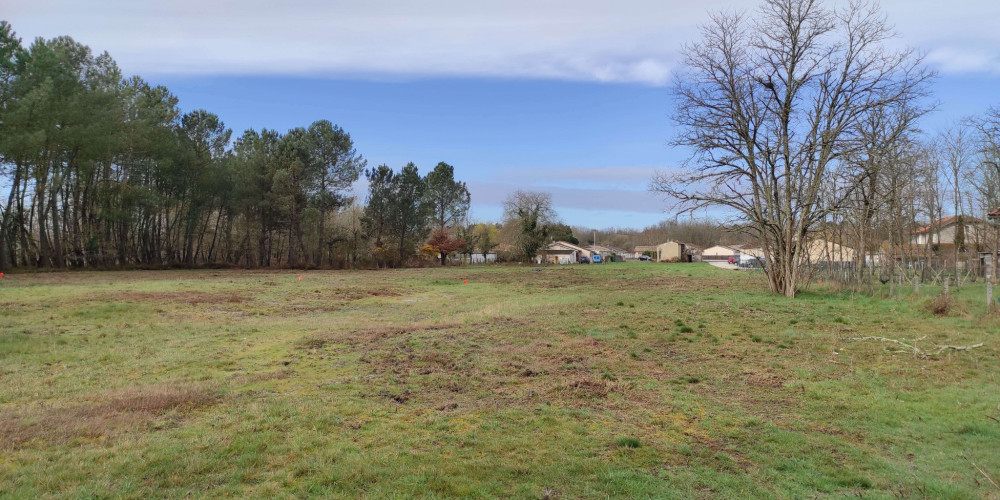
[706,261,740,270]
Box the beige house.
[702,245,740,262]
[655,241,687,262]
[634,242,689,262]
[804,239,856,264]
[540,241,594,264]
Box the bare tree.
[653,0,933,297]
[841,98,926,289]
[968,107,1000,266]
[939,127,973,273]
[914,143,946,281]
[968,108,1000,215]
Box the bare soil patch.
[114,291,248,305]
[0,384,219,450]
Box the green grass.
[0,263,998,498]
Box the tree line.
[0,22,529,270]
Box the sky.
[5,0,1000,228]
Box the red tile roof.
[913,216,959,234]
[912,215,989,233]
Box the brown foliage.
[426,229,466,265]
[924,294,967,316]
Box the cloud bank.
[8,0,1000,85]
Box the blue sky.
[152,76,674,226]
[7,0,1000,228]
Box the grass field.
[1,263,998,498]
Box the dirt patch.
[283,287,406,313]
[556,377,610,398]
[0,384,219,450]
[297,321,470,350]
[115,291,248,305]
[745,372,786,388]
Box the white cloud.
[6,0,999,84]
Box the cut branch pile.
[842,336,985,358]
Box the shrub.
[924,294,966,316]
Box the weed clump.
[615,437,641,448]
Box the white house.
[469,252,497,264]
[540,241,594,264]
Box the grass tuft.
[615,437,641,448]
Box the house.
[804,239,855,264]
[469,252,497,264]
[633,242,690,262]
[911,216,989,246]
[686,244,703,262]
[654,241,688,262]
[586,245,630,261]
[540,241,594,264]
[633,245,658,258]
[702,245,740,262]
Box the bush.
[924,294,966,316]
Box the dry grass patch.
[0,383,219,450]
[745,371,786,388]
[115,291,248,305]
[297,321,469,350]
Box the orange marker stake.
[463,280,467,284]
[298,275,303,282]
[0,272,4,278]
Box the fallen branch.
[966,456,1000,491]
[934,343,984,355]
[843,336,985,358]
[843,336,920,355]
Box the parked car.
[578,256,591,264]
[638,255,652,261]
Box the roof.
[588,245,629,254]
[913,215,984,234]
[587,245,614,252]
[703,245,739,254]
[545,241,589,253]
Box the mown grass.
[0,263,998,498]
